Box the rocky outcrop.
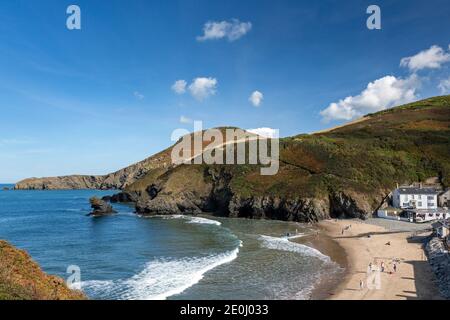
[88,197,117,216]
[133,167,380,222]
[0,240,86,300]
[14,175,106,190]
[14,96,450,224]
[109,192,137,203]
[226,195,330,221]
[14,147,174,190]
[14,128,258,191]
[135,191,374,222]
[425,237,450,299]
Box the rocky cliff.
[14,128,252,190]
[0,240,85,300]
[15,96,450,222]
[14,145,174,190]
[128,96,450,221]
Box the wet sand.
[317,219,442,300]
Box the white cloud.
[400,45,450,72]
[197,19,252,42]
[249,91,263,107]
[188,77,218,101]
[247,128,279,138]
[438,77,450,94]
[320,75,420,123]
[133,91,144,100]
[179,115,193,124]
[171,80,187,94]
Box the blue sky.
[0,0,449,182]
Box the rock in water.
[88,197,117,216]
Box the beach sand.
[318,219,442,300]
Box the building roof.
[396,187,439,195]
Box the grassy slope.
[237,96,450,199]
[0,241,85,300]
[126,96,450,212]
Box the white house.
[392,187,439,209]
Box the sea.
[0,184,343,300]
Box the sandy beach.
[319,219,442,300]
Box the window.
[418,202,422,207]
[427,196,434,200]
[427,202,435,207]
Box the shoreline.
[317,219,442,300]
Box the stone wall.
[425,236,450,299]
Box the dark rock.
[88,197,117,216]
[425,237,450,299]
[133,166,372,222]
[101,195,112,202]
[2,187,10,191]
[110,192,135,203]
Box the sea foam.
[259,235,330,263]
[153,214,222,226]
[81,245,240,300]
[186,216,222,226]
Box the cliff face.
[14,128,251,190]
[129,96,450,221]
[14,96,450,222]
[132,165,383,222]
[0,241,85,300]
[15,175,105,190]
[14,146,174,190]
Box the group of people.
[359,259,399,290]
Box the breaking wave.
[82,244,241,300]
[152,214,221,226]
[259,235,330,263]
[186,216,222,226]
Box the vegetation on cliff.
[0,241,85,300]
[128,95,450,221]
[14,95,450,221]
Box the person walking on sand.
[359,280,364,290]
[393,263,397,273]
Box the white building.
[392,187,439,209]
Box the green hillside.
[127,95,450,221]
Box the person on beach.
[381,261,385,273]
[393,263,397,273]
[359,280,364,290]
